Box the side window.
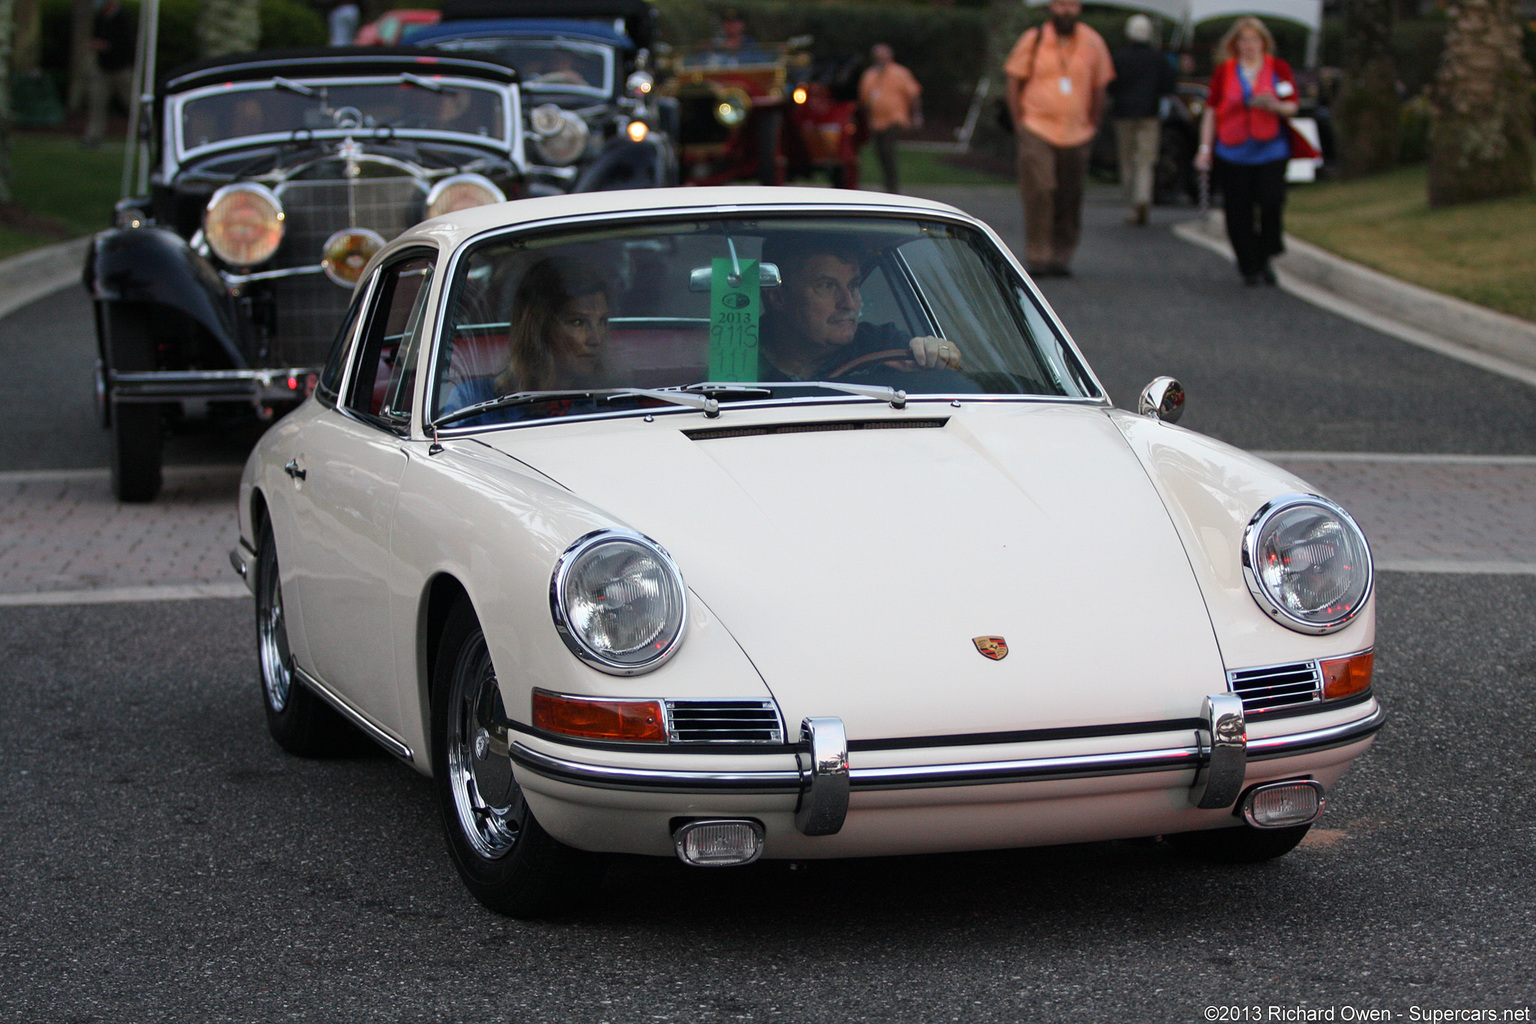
[315,294,367,407]
[344,253,437,425]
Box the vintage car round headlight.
[425,174,505,220]
[551,530,687,675]
[529,104,589,166]
[626,70,654,97]
[320,227,385,287]
[204,183,284,267]
[1243,494,1373,635]
[714,88,750,127]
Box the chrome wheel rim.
[446,627,521,859]
[257,553,293,712]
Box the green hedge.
[39,0,326,89]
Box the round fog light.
[1242,780,1326,829]
[320,228,385,287]
[674,819,764,867]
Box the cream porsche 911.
[233,187,1381,917]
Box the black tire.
[255,519,354,756]
[431,600,596,918]
[103,306,164,503]
[1166,823,1311,864]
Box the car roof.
[408,18,632,50]
[160,46,519,94]
[390,186,976,253]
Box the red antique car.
[661,41,863,187]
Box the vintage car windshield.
[176,77,509,155]
[429,214,1100,427]
[429,39,613,96]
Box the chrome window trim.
[422,203,1110,424]
[1242,492,1374,635]
[168,75,518,165]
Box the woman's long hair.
[495,256,611,394]
[1216,16,1274,62]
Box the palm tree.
[197,0,261,60]
[1427,0,1533,206]
[1336,0,1400,176]
[0,0,14,205]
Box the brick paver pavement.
[1,452,1532,606]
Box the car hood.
[478,403,1227,741]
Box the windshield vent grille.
[1228,661,1321,714]
[666,700,784,744]
[687,418,948,442]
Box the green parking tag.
[707,257,760,381]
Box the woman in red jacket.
[1193,17,1307,286]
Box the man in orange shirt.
[859,43,923,194]
[1004,0,1115,276]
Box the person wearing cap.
[1109,14,1177,226]
[1003,0,1115,277]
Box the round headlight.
[551,530,687,675]
[529,104,589,166]
[425,173,505,220]
[320,227,385,287]
[204,183,284,266]
[1243,494,1373,634]
[714,89,750,127]
[626,70,654,97]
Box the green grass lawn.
[856,144,1013,188]
[1286,164,1536,323]
[1,131,126,259]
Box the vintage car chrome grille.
[268,175,427,364]
[1228,661,1322,713]
[665,700,784,744]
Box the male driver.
[1004,0,1115,277]
[757,238,961,381]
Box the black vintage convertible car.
[84,47,528,501]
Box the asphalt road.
[2,186,1533,1022]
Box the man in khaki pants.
[1110,14,1177,225]
[1004,0,1114,277]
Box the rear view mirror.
[689,263,781,292]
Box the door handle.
[283,458,307,481]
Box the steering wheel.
[827,349,917,378]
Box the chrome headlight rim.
[1242,492,1373,635]
[528,103,590,166]
[425,172,506,221]
[550,528,688,676]
[203,182,285,267]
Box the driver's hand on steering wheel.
[909,336,963,370]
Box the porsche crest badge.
[972,636,1008,661]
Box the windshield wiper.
[400,73,452,94]
[723,380,908,409]
[272,76,318,97]
[433,387,725,428]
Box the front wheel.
[432,600,596,917]
[1166,823,1311,863]
[256,519,354,756]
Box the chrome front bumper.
[510,695,1385,838]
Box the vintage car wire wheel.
[431,600,595,917]
[255,520,354,756]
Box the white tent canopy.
[1025,0,1323,64]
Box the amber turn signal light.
[532,690,666,742]
[1320,650,1373,700]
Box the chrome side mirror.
[1138,376,1185,424]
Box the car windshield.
[176,76,509,154]
[429,39,613,96]
[429,213,1100,428]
